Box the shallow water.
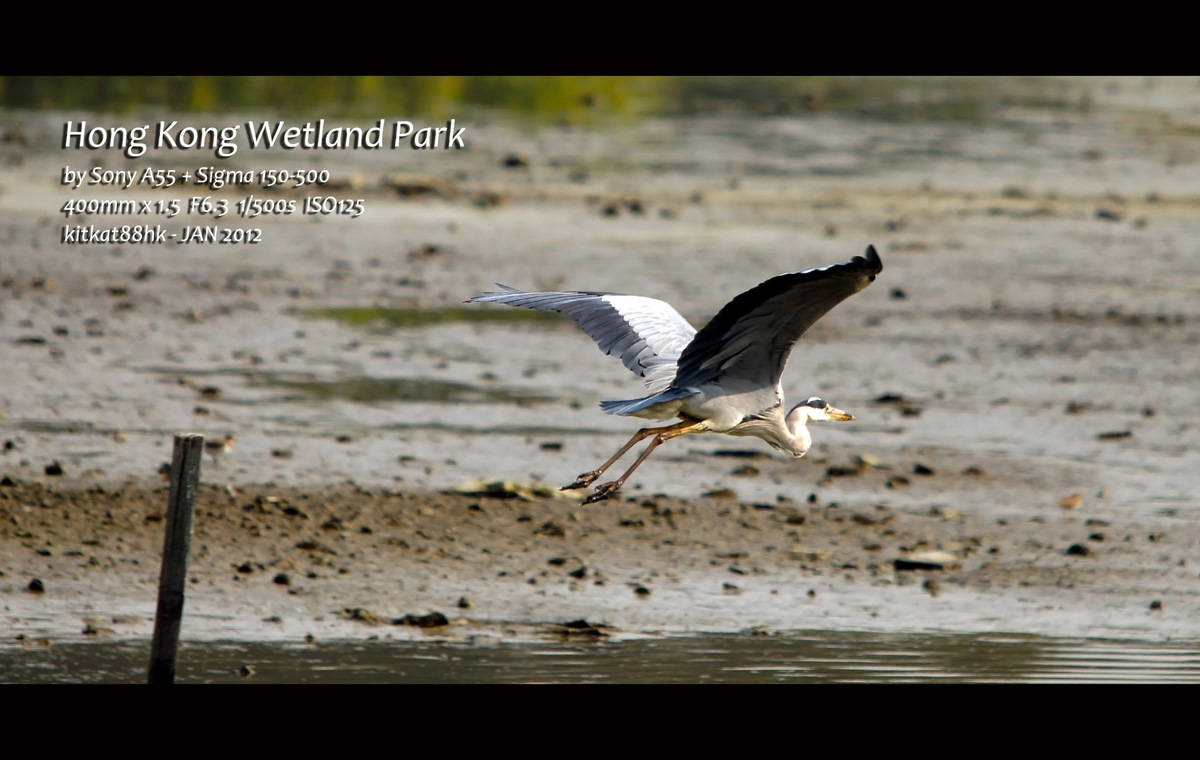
[298,305,565,330]
[5,631,1200,684]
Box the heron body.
[466,245,882,504]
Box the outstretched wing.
[465,285,697,389]
[672,245,882,392]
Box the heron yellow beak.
[828,406,855,421]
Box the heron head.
[789,397,855,424]
[777,398,854,458]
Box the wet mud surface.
[3,478,1197,645]
[2,78,1199,648]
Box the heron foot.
[581,481,621,505]
[561,471,600,491]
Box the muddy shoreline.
[3,476,1196,645]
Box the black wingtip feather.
[862,245,882,270]
[858,245,883,281]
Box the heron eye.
[807,397,826,409]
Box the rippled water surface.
[5,632,1200,684]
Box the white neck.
[783,405,816,457]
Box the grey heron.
[466,245,882,504]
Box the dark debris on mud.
[3,476,1193,643]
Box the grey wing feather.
[672,245,882,392]
[465,285,697,390]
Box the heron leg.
[582,420,707,505]
[561,425,664,491]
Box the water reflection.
[132,366,555,406]
[5,632,1199,684]
[298,306,565,333]
[255,375,554,405]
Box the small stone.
[1058,493,1084,510]
[825,464,861,478]
[559,619,606,637]
[397,612,450,628]
[345,608,389,625]
[894,550,960,571]
[788,548,829,563]
[856,453,882,468]
[28,578,45,593]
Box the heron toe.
[562,471,600,491]
[582,481,621,505]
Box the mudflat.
[2,78,1198,645]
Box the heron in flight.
[466,245,882,504]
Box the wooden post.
[147,433,204,685]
